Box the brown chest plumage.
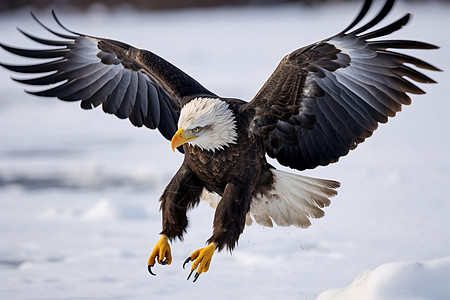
[184,119,267,196]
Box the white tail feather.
[201,189,221,209]
[201,169,340,228]
[248,169,339,227]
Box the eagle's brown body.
[161,98,274,251]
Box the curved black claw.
[187,269,194,280]
[160,259,168,266]
[183,257,191,269]
[148,265,156,276]
[184,256,201,282]
[186,269,201,282]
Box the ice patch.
[82,199,149,221]
[82,200,116,221]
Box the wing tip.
[344,0,398,36]
[51,9,82,36]
[339,0,373,34]
[29,10,79,40]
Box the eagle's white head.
[171,97,238,152]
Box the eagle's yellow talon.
[184,242,216,281]
[148,234,172,276]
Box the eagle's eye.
[192,127,200,133]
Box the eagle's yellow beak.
[171,128,197,151]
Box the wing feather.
[29,11,78,39]
[17,28,73,46]
[346,0,395,36]
[128,73,148,127]
[319,75,375,131]
[0,11,215,148]
[0,44,68,58]
[358,13,410,40]
[157,92,178,141]
[146,82,161,128]
[245,0,439,171]
[84,71,123,108]
[117,71,138,119]
[104,70,131,115]
[75,67,121,102]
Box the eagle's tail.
[201,169,340,228]
[246,169,340,227]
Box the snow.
[317,257,450,300]
[0,1,449,299]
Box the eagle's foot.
[147,234,172,276]
[183,242,216,282]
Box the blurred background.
[1,0,449,11]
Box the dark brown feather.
[243,0,439,171]
[160,164,203,241]
[0,11,216,144]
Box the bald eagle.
[0,0,439,282]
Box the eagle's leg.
[184,179,250,281]
[148,234,172,275]
[148,164,203,276]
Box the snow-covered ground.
[0,1,449,299]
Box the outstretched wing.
[0,11,215,142]
[244,0,440,171]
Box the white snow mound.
[317,256,450,300]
